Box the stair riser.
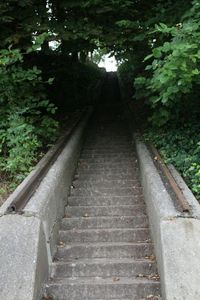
[61,216,148,230]
[68,196,144,206]
[65,205,146,217]
[70,188,142,197]
[81,151,134,155]
[84,143,132,148]
[77,163,137,170]
[82,147,135,152]
[46,282,160,300]
[76,169,139,176]
[79,158,137,164]
[59,229,150,243]
[74,175,139,181]
[72,180,141,189]
[56,244,154,260]
[52,261,158,278]
[84,142,131,145]
[80,154,135,159]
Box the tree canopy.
[0,1,191,55]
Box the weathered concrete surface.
[0,110,91,300]
[161,218,200,299]
[135,138,200,300]
[45,102,161,300]
[46,277,160,300]
[59,228,149,243]
[51,257,158,278]
[0,215,48,300]
[24,114,90,258]
[61,215,148,229]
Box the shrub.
[0,47,58,182]
[134,0,200,126]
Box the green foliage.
[0,47,58,181]
[0,0,199,201]
[134,0,200,125]
[144,122,200,200]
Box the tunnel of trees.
[0,0,199,201]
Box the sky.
[49,42,118,72]
[98,54,118,72]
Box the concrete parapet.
[0,215,48,300]
[135,138,200,300]
[0,110,91,300]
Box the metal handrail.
[6,109,89,213]
[149,144,191,214]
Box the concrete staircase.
[44,107,161,300]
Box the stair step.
[77,163,136,170]
[79,158,136,164]
[83,147,134,151]
[59,228,150,243]
[81,153,134,159]
[81,150,134,155]
[70,187,142,197]
[51,258,158,278]
[76,169,139,176]
[55,242,154,260]
[74,174,139,181]
[72,180,140,189]
[61,216,148,230]
[68,196,144,206]
[85,136,130,139]
[65,205,146,217]
[84,142,131,146]
[45,277,161,300]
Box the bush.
[0,48,58,183]
[134,0,200,126]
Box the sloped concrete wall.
[0,215,48,300]
[0,110,91,300]
[135,139,200,300]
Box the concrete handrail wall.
[135,138,200,300]
[0,109,92,300]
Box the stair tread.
[59,228,150,243]
[59,227,149,232]
[58,240,152,245]
[65,208,146,216]
[53,257,156,265]
[47,277,160,285]
[62,216,147,221]
[61,216,148,230]
[72,180,140,188]
[68,196,144,206]
[65,205,146,208]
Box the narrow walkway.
[44,75,161,300]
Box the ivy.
[144,123,200,200]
